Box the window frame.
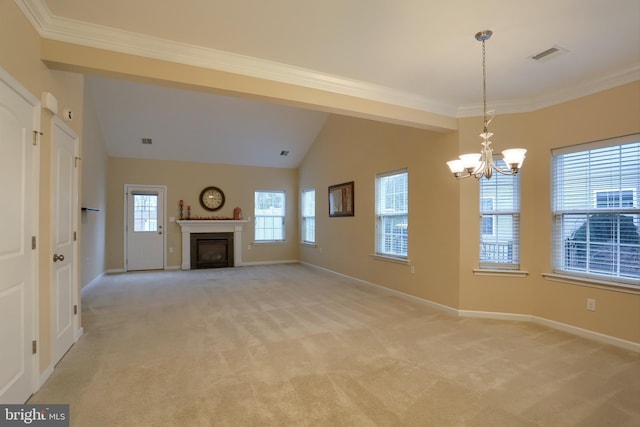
[479,158,521,270]
[301,188,316,245]
[551,134,640,287]
[254,190,286,243]
[374,168,409,261]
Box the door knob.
[53,253,65,262]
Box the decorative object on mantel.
[233,206,243,220]
[186,205,191,220]
[179,199,184,220]
[199,186,225,211]
[182,216,235,221]
[446,30,526,180]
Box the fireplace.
[190,232,234,269]
[177,220,247,270]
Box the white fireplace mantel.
[177,220,248,270]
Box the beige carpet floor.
[29,264,639,426]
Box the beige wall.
[300,83,640,344]
[0,1,85,372]
[80,81,108,288]
[106,158,298,270]
[457,82,640,343]
[299,115,461,308]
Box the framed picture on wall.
[328,181,354,217]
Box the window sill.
[542,273,640,295]
[370,254,410,265]
[473,269,529,278]
[252,240,287,245]
[299,242,317,247]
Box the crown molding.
[15,0,457,118]
[456,65,640,118]
[16,0,639,120]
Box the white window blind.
[479,159,521,269]
[301,188,315,244]
[551,135,640,285]
[375,169,408,258]
[254,190,286,241]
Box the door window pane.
[133,194,158,232]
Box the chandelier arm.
[494,164,519,175]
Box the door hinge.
[74,156,81,167]
[32,130,42,146]
[32,236,37,250]
[74,231,77,241]
[74,305,78,315]
[32,340,37,355]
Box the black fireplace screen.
[190,232,234,269]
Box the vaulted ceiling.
[16,0,640,167]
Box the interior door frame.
[50,116,81,364]
[123,184,167,271]
[0,66,41,400]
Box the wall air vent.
[141,138,153,145]
[530,45,568,62]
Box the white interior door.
[126,185,165,271]
[0,69,39,403]
[51,117,79,366]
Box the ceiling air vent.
[141,138,153,145]
[530,45,568,62]
[280,150,289,156]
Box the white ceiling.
[18,0,640,168]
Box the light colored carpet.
[29,264,640,426]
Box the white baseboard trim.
[459,310,639,352]
[241,260,299,266]
[81,272,106,294]
[300,262,458,316]
[165,265,181,270]
[75,327,84,342]
[300,262,639,353]
[39,364,54,388]
[458,309,534,322]
[533,316,640,353]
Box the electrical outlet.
[169,247,173,254]
[586,298,596,311]
[410,265,415,274]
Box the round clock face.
[199,186,225,211]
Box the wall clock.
[199,186,225,211]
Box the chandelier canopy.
[447,30,526,180]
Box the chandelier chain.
[482,33,488,133]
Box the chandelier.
[447,30,526,180]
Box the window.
[552,135,640,285]
[375,169,408,259]
[479,159,521,269]
[595,189,635,208]
[301,188,315,244]
[133,193,158,232]
[254,191,286,242]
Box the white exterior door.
[0,68,40,403]
[126,185,165,271]
[51,117,79,366]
